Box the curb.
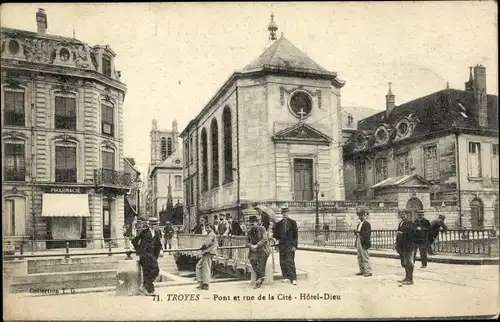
[298,246,500,265]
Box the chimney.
[473,65,488,128]
[36,8,48,35]
[385,82,395,118]
[465,66,474,91]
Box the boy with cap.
[272,204,298,285]
[395,210,416,285]
[354,210,372,277]
[247,215,270,288]
[132,217,164,295]
[428,214,448,255]
[413,210,431,268]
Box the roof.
[241,35,336,78]
[358,88,498,133]
[371,173,432,189]
[1,27,86,45]
[150,149,183,176]
[124,157,141,175]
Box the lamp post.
[314,181,320,237]
[133,175,142,216]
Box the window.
[101,103,114,136]
[185,180,190,207]
[55,146,77,182]
[396,152,410,176]
[211,119,219,188]
[174,175,182,190]
[102,150,115,170]
[424,145,439,181]
[3,197,26,236]
[190,136,194,163]
[4,143,25,181]
[289,91,312,120]
[468,142,481,177]
[167,138,173,157]
[375,158,388,183]
[223,106,233,183]
[102,55,111,77]
[161,137,167,161]
[55,96,76,130]
[355,160,366,186]
[492,144,499,179]
[190,177,195,206]
[3,88,25,126]
[184,141,189,165]
[201,128,208,191]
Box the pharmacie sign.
[45,187,88,194]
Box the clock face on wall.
[289,91,312,119]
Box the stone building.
[343,66,499,228]
[1,9,129,249]
[145,119,183,218]
[180,15,346,228]
[124,157,142,225]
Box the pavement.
[4,250,499,320]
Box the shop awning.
[41,194,91,217]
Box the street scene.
[2,2,499,321]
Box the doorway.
[470,198,484,228]
[406,197,423,222]
[293,158,314,201]
[103,202,111,240]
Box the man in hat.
[354,210,372,277]
[132,217,164,295]
[196,222,217,290]
[227,213,243,236]
[413,210,431,268]
[163,221,175,254]
[428,214,448,255]
[272,204,299,285]
[247,215,270,288]
[395,210,416,285]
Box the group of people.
[355,209,448,286]
[194,204,299,290]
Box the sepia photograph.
[1,1,498,320]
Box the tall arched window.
[161,137,167,160]
[494,199,499,229]
[223,106,233,183]
[201,128,208,191]
[211,118,219,188]
[470,198,484,228]
[167,137,173,156]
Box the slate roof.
[358,89,498,134]
[242,35,335,77]
[1,27,85,45]
[151,149,183,175]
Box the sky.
[2,2,498,177]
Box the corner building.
[181,19,346,227]
[1,9,129,250]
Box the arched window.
[470,198,484,228]
[211,119,219,188]
[167,137,173,157]
[201,128,208,191]
[161,137,167,161]
[406,197,423,222]
[223,106,233,183]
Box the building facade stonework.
[1,9,130,249]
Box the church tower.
[150,118,179,165]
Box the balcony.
[94,169,133,194]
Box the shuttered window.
[423,145,439,181]
[492,144,498,178]
[468,142,481,177]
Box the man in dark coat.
[428,215,448,255]
[413,210,431,268]
[272,204,298,285]
[396,210,416,285]
[246,215,270,289]
[227,213,243,236]
[354,210,372,277]
[132,217,163,295]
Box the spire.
[446,81,450,89]
[385,82,395,118]
[268,13,278,41]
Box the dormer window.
[375,126,389,144]
[60,48,70,62]
[396,118,412,138]
[8,40,20,55]
[102,55,111,77]
[354,133,367,150]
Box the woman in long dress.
[254,205,277,285]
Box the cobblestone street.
[5,251,498,320]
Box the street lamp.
[314,181,320,236]
[133,175,142,216]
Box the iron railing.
[242,200,400,209]
[299,228,498,256]
[94,168,133,188]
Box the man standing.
[227,213,243,236]
[428,215,448,255]
[272,204,298,285]
[163,221,175,254]
[413,210,431,268]
[354,211,372,277]
[132,217,163,295]
[246,215,270,288]
[396,210,416,285]
[196,223,217,290]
